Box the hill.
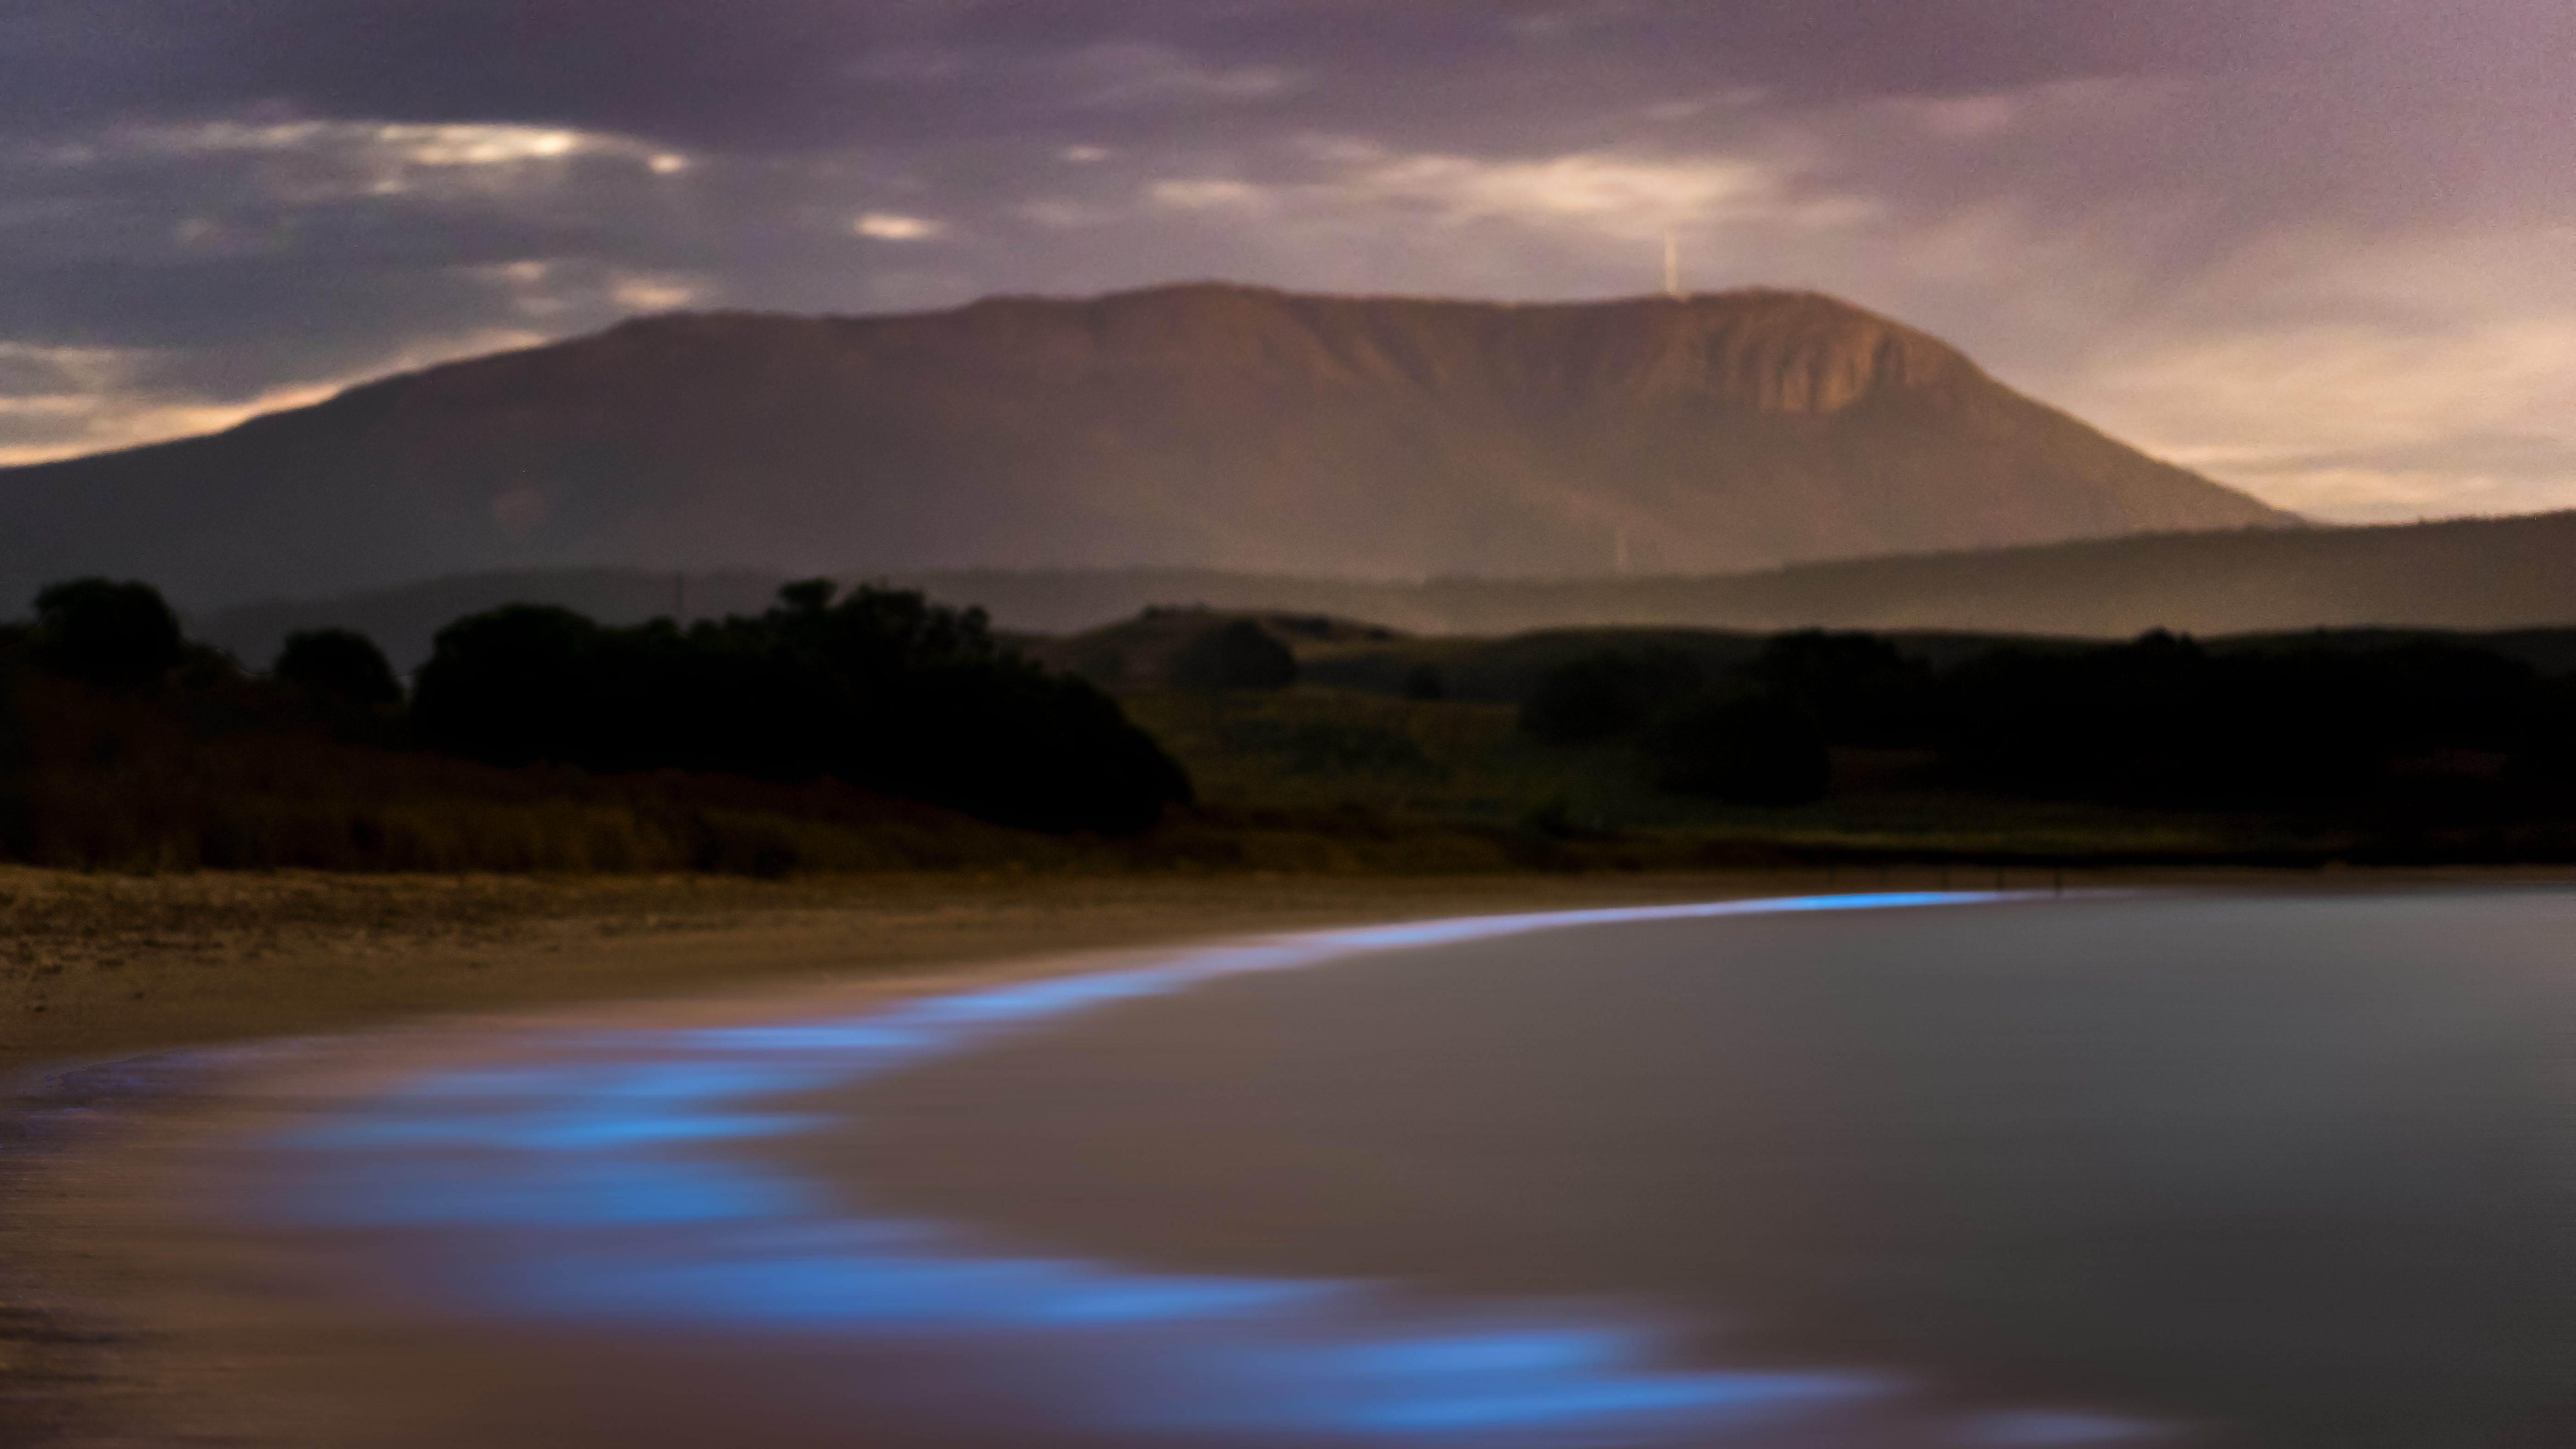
[188,509,2576,669]
[0,284,2290,607]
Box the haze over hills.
[197,509,2576,671]
[0,284,2294,608]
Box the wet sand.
[3,866,1837,1067]
[6,865,2570,1446]
[2,867,1826,1446]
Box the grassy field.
[1118,683,2530,865]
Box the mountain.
[0,283,2295,609]
[196,510,2576,671]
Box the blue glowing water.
[253,892,2176,1446]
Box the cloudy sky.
[4,1,2572,522]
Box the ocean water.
[258,891,2576,1447]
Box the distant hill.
[925,509,2576,642]
[193,509,2576,671]
[1021,606,1402,692]
[0,283,2291,608]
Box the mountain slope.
[195,511,2576,671]
[0,284,2294,606]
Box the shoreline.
[6,864,2570,1446]
[16,860,2576,1075]
[0,867,1817,1074]
[4,868,1822,1448]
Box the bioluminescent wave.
[253,893,2164,1446]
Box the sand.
[6,865,1859,1447]
[4,863,2566,1446]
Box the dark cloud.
[0,2,2400,144]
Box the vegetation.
[1640,691,1829,806]
[1119,682,2240,865]
[275,628,404,706]
[1512,636,1868,806]
[1937,632,2559,805]
[0,578,1199,872]
[411,581,1189,833]
[1166,618,1298,690]
[1501,628,2576,815]
[32,578,185,685]
[1030,606,1350,693]
[11,575,2576,876]
[1517,648,1707,746]
[1124,619,2576,865]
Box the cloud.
[2014,221,2576,521]
[1060,42,1305,107]
[0,380,341,467]
[609,273,705,312]
[853,212,947,241]
[2071,313,2576,521]
[0,112,705,290]
[146,120,585,164]
[0,341,132,400]
[1333,145,1860,236]
[1017,199,1115,230]
[0,327,541,466]
[465,260,712,318]
[1146,141,1863,245]
[47,119,694,197]
[1148,179,1273,214]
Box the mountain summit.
[0,284,2294,606]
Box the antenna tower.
[1663,232,1683,299]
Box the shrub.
[1641,689,1830,806]
[1749,630,1931,745]
[31,578,185,686]
[274,628,404,706]
[1519,649,1703,745]
[409,605,604,767]
[1173,620,1297,690]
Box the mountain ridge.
[0,283,2295,606]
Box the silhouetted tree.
[1402,664,1446,701]
[1641,689,1830,805]
[1519,649,1703,745]
[1174,619,1297,690]
[30,578,184,686]
[2511,673,2576,792]
[776,577,838,614]
[1748,630,1931,745]
[1936,630,2547,805]
[409,605,603,768]
[274,628,403,706]
[410,584,1191,833]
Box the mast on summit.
[1663,231,1683,299]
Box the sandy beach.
[5,865,1846,1447]
[5,864,2568,1446]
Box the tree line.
[1521,628,2576,811]
[22,573,2576,844]
[6,577,1191,835]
